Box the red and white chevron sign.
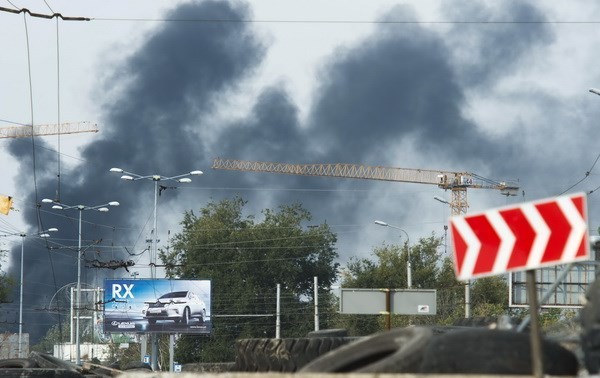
[450,193,589,280]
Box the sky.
[2,0,600,341]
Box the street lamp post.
[42,199,119,365]
[374,220,411,289]
[109,167,202,370]
[1,228,58,358]
[434,196,470,318]
[109,168,203,279]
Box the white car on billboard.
[142,290,207,324]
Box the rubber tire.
[28,352,81,372]
[419,328,578,375]
[307,328,348,338]
[0,368,83,377]
[122,361,152,371]
[299,326,432,373]
[234,336,355,372]
[0,358,36,368]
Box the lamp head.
[110,167,124,173]
[121,175,134,181]
[374,220,388,227]
[41,198,54,203]
[108,201,120,207]
[98,207,109,212]
[178,178,192,183]
[47,228,58,232]
[52,205,63,210]
[190,170,203,175]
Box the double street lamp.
[109,168,203,279]
[42,199,119,365]
[1,228,58,358]
[109,167,202,370]
[374,220,412,289]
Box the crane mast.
[0,121,98,139]
[211,158,519,215]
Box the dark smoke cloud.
[6,0,266,341]
[443,0,555,88]
[6,0,589,343]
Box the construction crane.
[211,158,519,215]
[0,121,98,139]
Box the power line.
[90,17,600,25]
[0,6,90,21]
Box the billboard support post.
[169,334,175,372]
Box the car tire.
[182,307,191,325]
[148,319,156,325]
[0,358,36,368]
[122,361,153,371]
[419,328,578,375]
[234,336,356,372]
[28,351,82,372]
[299,326,432,373]
[199,308,206,323]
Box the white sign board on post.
[339,288,436,315]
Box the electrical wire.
[561,151,600,195]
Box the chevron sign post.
[450,192,589,280]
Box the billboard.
[103,279,211,334]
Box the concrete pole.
[18,235,24,358]
[150,180,159,370]
[76,209,82,365]
[169,334,175,372]
[314,276,319,331]
[276,284,281,339]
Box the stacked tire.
[233,329,356,372]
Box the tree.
[0,246,14,303]
[470,276,509,318]
[160,197,340,363]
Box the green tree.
[160,197,340,363]
[470,276,509,318]
[0,246,14,303]
[32,322,71,354]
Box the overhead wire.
[560,151,600,195]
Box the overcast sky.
[2,0,600,340]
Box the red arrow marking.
[536,201,570,263]
[450,223,467,275]
[466,214,500,275]
[499,208,534,269]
